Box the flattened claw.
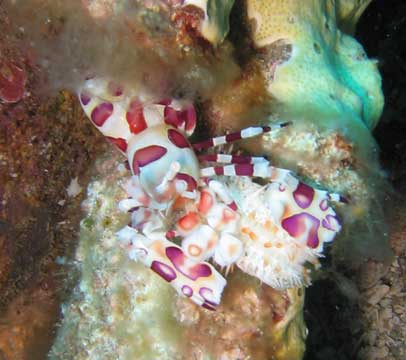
[118,228,226,309]
[265,181,342,251]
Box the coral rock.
[246,0,383,131]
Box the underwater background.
[0,0,405,359]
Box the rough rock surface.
[0,7,106,356]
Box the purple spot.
[182,106,196,133]
[235,164,254,176]
[225,132,242,142]
[106,137,127,152]
[199,287,219,310]
[91,102,113,126]
[158,98,171,106]
[175,173,197,191]
[166,246,212,280]
[293,182,315,209]
[168,129,190,148]
[131,155,140,175]
[164,106,181,128]
[279,184,286,192]
[199,287,218,305]
[151,261,177,282]
[282,212,320,248]
[133,145,167,170]
[319,199,329,211]
[214,167,224,175]
[322,214,341,232]
[202,303,216,311]
[182,285,193,297]
[80,92,91,106]
[228,201,238,211]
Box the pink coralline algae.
[0,60,26,103]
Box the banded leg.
[198,153,268,164]
[192,123,290,151]
[200,162,298,189]
[117,226,226,310]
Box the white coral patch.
[66,177,82,197]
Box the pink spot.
[228,201,238,211]
[131,155,140,175]
[91,102,113,126]
[0,61,26,103]
[181,106,196,134]
[293,182,315,209]
[175,173,197,191]
[166,230,176,239]
[282,212,320,248]
[166,246,212,280]
[198,190,214,214]
[133,145,167,170]
[164,106,181,128]
[80,92,91,106]
[322,214,341,232]
[319,199,329,211]
[279,184,286,192]
[182,285,193,297]
[151,261,177,282]
[126,100,147,134]
[168,129,190,148]
[106,137,127,152]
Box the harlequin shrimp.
[78,78,344,309]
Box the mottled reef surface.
[0,1,406,360]
[0,5,107,354]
